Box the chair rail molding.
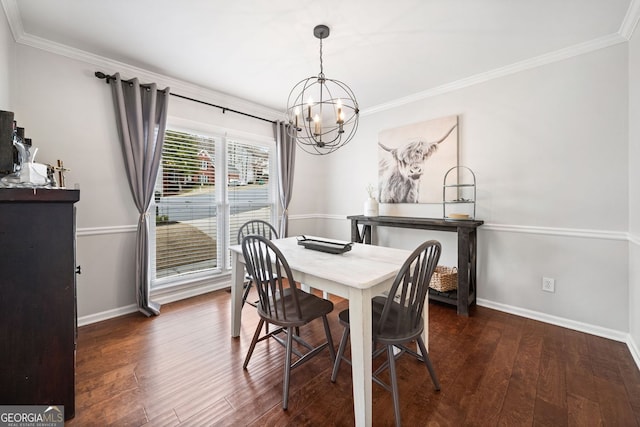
[480,223,629,241]
[79,219,633,243]
[76,225,137,237]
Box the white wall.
[0,7,13,108]
[11,43,279,320]
[295,42,631,334]
[629,25,640,356]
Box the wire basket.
[429,266,458,292]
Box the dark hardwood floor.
[67,289,640,426]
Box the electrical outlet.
[542,277,555,293]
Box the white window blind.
[153,129,276,285]
[227,139,273,268]
[155,130,219,279]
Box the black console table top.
[348,215,483,316]
[0,187,80,203]
[347,215,483,231]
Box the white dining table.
[230,236,430,427]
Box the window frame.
[150,118,278,290]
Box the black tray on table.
[296,236,353,254]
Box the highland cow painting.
[378,115,458,204]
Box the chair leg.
[322,315,336,363]
[243,319,264,369]
[416,337,441,391]
[331,324,350,382]
[387,345,402,427]
[241,280,252,307]
[282,326,294,410]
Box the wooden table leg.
[231,251,243,337]
[469,229,478,306]
[351,220,362,243]
[457,228,470,316]
[348,287,373,426]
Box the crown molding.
[620,0,640,40]
[362,33,627,116]
[18,31,281,120]
[3,0,636,118]
[1,0,281,121]
[1,0,23,42]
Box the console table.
[348,215,483,316]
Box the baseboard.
[77,276,230,327]
[151,277,229,305]
[477,298,628,342]
[627,335,640,371]
[77,304,138,327]
[478,297,640,371]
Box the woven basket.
[429,266,458,292]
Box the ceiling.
[2,0,638,113]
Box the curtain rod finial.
[95,71,111,83]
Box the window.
[227,139,273,269]
[152,128,275,286]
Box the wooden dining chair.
[237,219,279,307]
[330,240,442,427]
[241,234,336,410]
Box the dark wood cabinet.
[348,215,483,316]
[0,188,79,420]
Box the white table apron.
[230,237,429,427]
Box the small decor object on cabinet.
[55,159,70,188]
[443,166,476,220]
[364,184,379,217]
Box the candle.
[294,108,300,128]
[336,100,343,124]
[314,114,321,135]
[307,98,313,120]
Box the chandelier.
[286,25,359,155]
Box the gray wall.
[2,6,638,361]
[291,42,632,337]
[629,26,640,359]
[0,6,13,108]
[10,43,277,321]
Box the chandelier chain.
[319,37,324,75]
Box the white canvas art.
[378,115,458,204]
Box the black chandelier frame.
[286,25,359,155]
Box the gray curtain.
[109,73,170,316]
[274,121,296,237]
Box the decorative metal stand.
[442,166,476,220]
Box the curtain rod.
[94,71,276,124]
